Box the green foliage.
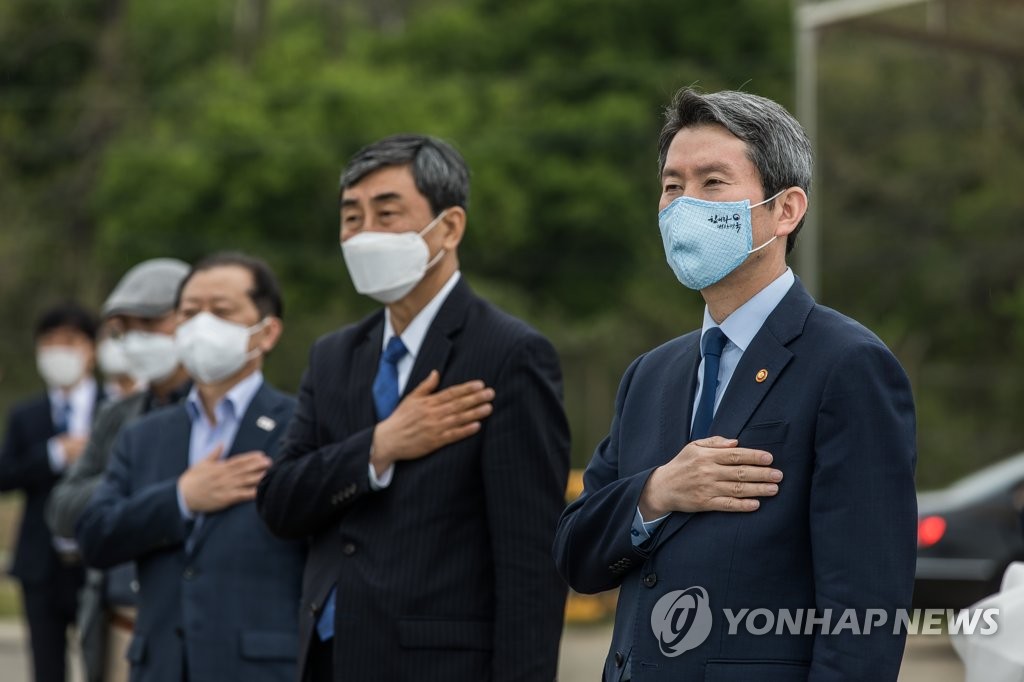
[3,0,1022,484]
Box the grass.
[0,496,23,618]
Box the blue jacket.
[77,382,305,682]
[553,280,917,681]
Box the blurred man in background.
[0,302,103,682]
[95,319,140,402]
[77,252,305,682]
[257,134,570,682]
[46,257,191,682]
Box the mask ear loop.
[245,317,272,361]
[420,208,451,271]
[747,188,788,254]
[749,188,788,209]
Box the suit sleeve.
[0,406,57,493]
[76,424,187,569]
[256,353,377,540]
[808,339,917,680]
[552,354,658,595]
[481,333,570,682]
[46,401,124,537]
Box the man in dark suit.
[0,302,102,682]
[553,88,917,681]
[257,134,570,682]
[47,257,191,682]
[77,253,306,682]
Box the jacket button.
[644,573,658,588]
[174,627,184,638]
[183,567,195,580]
[342,542,356,556]
[614,651,624,667]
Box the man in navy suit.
[77,253,306,682]
[1,302,102,682]
[553,88,917,681]
[257,134,570,682]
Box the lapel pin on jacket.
[755,369,769,383]
[256,416,276,432]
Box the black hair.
[34,301,98,341]
[339,134,470,215]
[175,251,284,319]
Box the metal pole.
[794,4,821,297]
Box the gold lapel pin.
[755,369,768,383]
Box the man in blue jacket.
[553,88,917,681]
[77,252,305,682]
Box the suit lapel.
[349,316,384,428]
[402,278,471,397]
[159,407,192,482]
[187,384,288,556]
[711,280,813,438]
[654,278,816,550]
[655,333,701,467]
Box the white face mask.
[175,312,268,385]
[97,338,131,377]
[122,331,179,383]
[340,209,448,304]
[37,346,88,389]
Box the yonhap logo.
[651,586,713,656]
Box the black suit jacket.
[0,387,103,583]
[257,278,570,682]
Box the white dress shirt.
[369,270,462,489]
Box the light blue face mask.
[658,189,785,290]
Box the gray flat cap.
[102,258,191,318]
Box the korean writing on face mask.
[706,213,744,233]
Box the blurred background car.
[914,452,1024,609]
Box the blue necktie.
[690,327,728,441]
[316,335,409,641]
[54,401,71,434]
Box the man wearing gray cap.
[46,257,191,682]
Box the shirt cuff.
[176,484,196,520]
[631,507,669,547]
[47,437,67,472]
[368,462,394,490]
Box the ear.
[256,317,284,354]
[772,187,808,238]
[438,206,467,252]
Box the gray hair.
[339,134,470,215]
[658,88,813,253]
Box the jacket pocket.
[397,619,494,651]
[125,635,146,664]
[239,631,299,661]
[740,420,788,447]
[704,658,809,681]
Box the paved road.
[557,623,966,682]
[0,619,963,682]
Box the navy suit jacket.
[76,382,306,682]
[257,278,570,682]
[0,387,103,583]
[553,280,917,681]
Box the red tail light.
[918,515,947,548]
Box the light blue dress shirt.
[176,370,264,519]
[631,268,796,545]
